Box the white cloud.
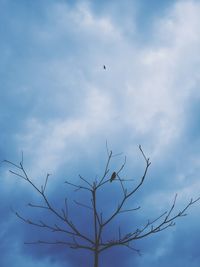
[13,0,200,183]
[15,87,115,175]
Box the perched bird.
[103,65,106,70]
[110,172,117,182]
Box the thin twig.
[74,200,92,210]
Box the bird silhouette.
[103,65,106,70]
[110,172,117,182]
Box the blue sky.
[1,0,200,266]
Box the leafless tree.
[4,145,200,267]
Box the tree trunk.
[93,250,99,267]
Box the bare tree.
[4,146,200,267]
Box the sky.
[1,0,200,266]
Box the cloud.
[11,0,200,168]
[2,0,200,267]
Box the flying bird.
[110,172,117,182]
[103,65,106,70]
